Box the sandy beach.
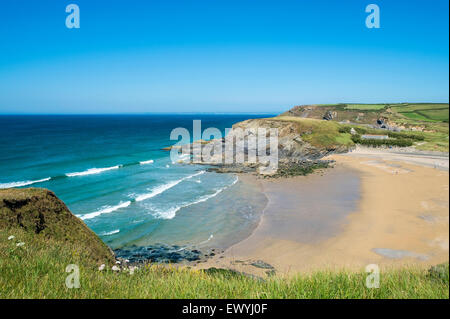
[197,148,449,277]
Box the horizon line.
[0,111,282,116]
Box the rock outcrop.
[174,118,349,176]
[323,110,336,121]
[0,188,115,263]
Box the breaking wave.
[152,176,238,219]
[65,165,121,177]
[135,171,205,202]
[100,229,120,236]
[80,201,131,220]
[0,177,51,189]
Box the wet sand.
[197,152,449,277]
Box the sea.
[0,114,272,253]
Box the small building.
[361,134,389,140]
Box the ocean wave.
[66,165,121,177]
[0,157,162,188]
[0,177,51,189]
[152,176,238,219]
[135,171,205,202]
[100,229,120,236]
[80,201,131,220]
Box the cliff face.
[280,104,382,125]
[0,188,114,264]
[231,118,347,159]
[182,117,351,175]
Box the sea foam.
[152,176,238,219]
[139,159,154,165]
[0,177,51,189]
[65,165,120,177]
[100,229,120,236]
[80,201,131,220]
[135,171,205,202]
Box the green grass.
[401,112,431,122]
[275,116,355,149]
[1,228,448,299]
[335,133,354,146]
[415,131,449,152]
[390,103,448,113]
[0,188,115,264]
[344,104,387,111]
[279,103,448,150]
[389,103,449,123]
[418,109,449,122]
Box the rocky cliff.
[0,188,114,263]
[177,117,352,176]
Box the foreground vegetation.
[0,228,448,299]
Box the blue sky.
[0,0,448,114]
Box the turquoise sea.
[0,114,272,253]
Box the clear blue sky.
[0,0,448,114]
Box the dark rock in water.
[114,244,204,264]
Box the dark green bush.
[338,127,351,134]
[387,131,425,141]
[351,134,413,147]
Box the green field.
[1,228,448,299]
[417,109,449,122]
[344,104,387,111]
[401,112,430,121]
[280,103,449,152]
[390,103,449,123]
[390,103,448,113]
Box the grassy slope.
[270,116,437,150]
[1,228,448,299]
[389,103,449,122]
[281,103,449,152]
[274,116,354,148]
[345,104,387,110]
[0,188,114,264]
